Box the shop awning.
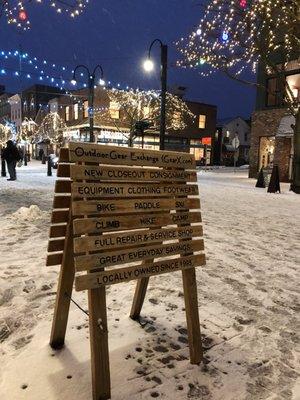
[277,115,295,137]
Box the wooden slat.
[50,224,67,238]
[70,164,197,182]
[75,239,204,271]
[53,195,71,209]
[73,212,202,235]
[51,210,69,223]
[57,164,71,178]
[71,182,198,198]
[74,225,203,253]
[75,254,206,291]
[58,147,69,162]
[48,239,65,252]
[55,180,72,194]
[72,197,200,216]
[69,142,196,169]
[46,252,63,266]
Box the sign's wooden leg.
[88,287,111,400]
[130,276,150,320]
[50,217,75,349]
[182,267,203,364]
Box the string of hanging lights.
[1,0,89,30]
[0,48,191,116]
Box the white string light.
[1,0,88,30]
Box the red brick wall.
[274,137,292,182]
[249,108,289,180]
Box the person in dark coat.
[2,140,21,181]
[39,148,44,161]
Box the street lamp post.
[143,39,168,151]
[71,65,104,143]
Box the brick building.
[50,87,217,164]
[249,59,299,182]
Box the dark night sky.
[0,0,256,119]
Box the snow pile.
[11,205,46,221]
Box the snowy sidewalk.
[0,165,299,400]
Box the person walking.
[2,140,21,181]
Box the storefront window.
[190,139,204,162]
[74,103,79,120]
[65,106,70,121]
[259,136,275,170]
[83,101,88,118]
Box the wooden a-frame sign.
[47,142,206,400]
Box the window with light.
[109,101,120,119]
[199,114,206,129]
[74,103,79,120]
[65,106,70,121]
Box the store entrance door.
[259,136,275,170]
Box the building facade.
[215,117,251,166]
[52,87,217,164]
[8,94,22,134]
[21,84,65,121]
[249,59,299,182]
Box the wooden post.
[176,173,203,365]
[130,276,150,320]
[88,287,111,400]
[50,213,75,349]
[182,267,203,364]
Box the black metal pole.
[47,156,52,176]
[24,150,27,166]
[88,75,95,143]
[160,44,168,151]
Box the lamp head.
[71,79,77,86]
[99,78,105,86]
[143,58,154,73]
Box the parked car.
[49,154,59,169]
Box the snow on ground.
[0,160,299,400]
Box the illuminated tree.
[0,123,11,145]
[36,112,67,144]
[95,88,195,147]
[177,0,300,192]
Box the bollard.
[267,165,281,193]
[255,167,266,188]
[42,154,46,164]
[1,158,6,177]
[47,156,52,176]
[24,152,27,166]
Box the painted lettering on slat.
[73,212,202,234]
[75,239,204,271]
[73,226,203,253]
[69,142,196,169]
[75,254,206,291]
[70,164,197,182]
[72,198,200,216]
[72,183,198,198]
